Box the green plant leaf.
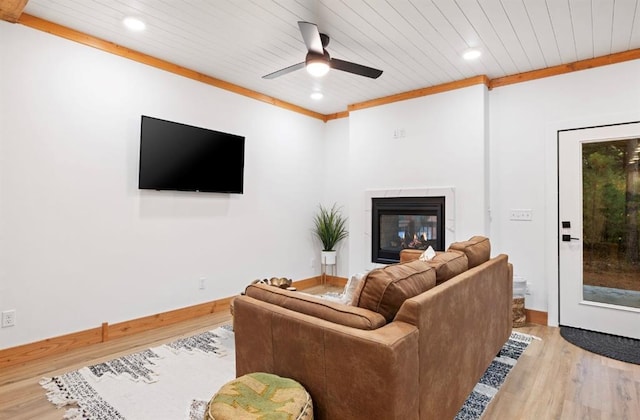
[313,203,348,251]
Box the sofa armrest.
[234,295,420,420]
[394,253,512,419]
[399,248,423,262]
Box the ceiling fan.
[262,21,383,80]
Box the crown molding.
[12,14,640,123]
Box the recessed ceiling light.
[123,17,146,31]
[462,48,481,60]
[310,91,324,100]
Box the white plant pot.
[321,250,337,265]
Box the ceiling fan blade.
[298,21,324,54]
[262,62,305,79]
[330,58,383,79]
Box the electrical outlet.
[526,282,531,295]
[199,278,206,290]
[392,128,406,139]
[2,310,16,328]
[310,258,316,269]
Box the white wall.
[346,85,489,275]
[490,60,640,323]
[0,22,326,348]
[322,118,351,276]
[3,19,640,349]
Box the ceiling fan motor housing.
[319,33,330,48]
[305,50,330,66]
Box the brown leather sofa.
[233,236,512,420]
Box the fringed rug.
[41,325,236,420]
[42,328,536,419]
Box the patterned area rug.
[41,327,536,419]
[41,325,236,420]
[455,331,538,419]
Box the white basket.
[513,276,526,297]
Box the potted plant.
[313,203,348,266]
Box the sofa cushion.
[245,284,386,330]
[447,236,490,268]
[352,260,436,322]
[426,251,469,284]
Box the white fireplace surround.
[365,187,456,267]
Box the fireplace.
[371,196,445,264]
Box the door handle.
[562,234,580,242]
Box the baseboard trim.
[526,309,548,326]
[324,276,348,287]
[0,327,104,370]
[0,276,344,370]
[0,298,235,370]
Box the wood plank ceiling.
[4,0,640,117]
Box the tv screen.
[138,116,245,194]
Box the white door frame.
[558,122,640,339]
[544,113,640,328]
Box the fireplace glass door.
[372,196,445,263]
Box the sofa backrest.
[352,260,436,322]
[448,235,491,268]
[427,251,469,284]
[244,283,387,330]
[399,235,489,283]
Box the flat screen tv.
[138,116,245,194]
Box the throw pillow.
[343,271,367,305]
[315,271,368,305]
[419,246,436,261]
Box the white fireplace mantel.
[364,187,456,267]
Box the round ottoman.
[207,372,313,420]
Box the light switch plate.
[510,209,533,221]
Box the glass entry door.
[559,122,640,340]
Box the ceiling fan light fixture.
[305,54,330,77]
[306,61,330,77]
[262,21,383,80]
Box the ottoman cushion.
[207,372,313,419]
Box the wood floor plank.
[1,311,640,419]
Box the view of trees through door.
[582,138,640,309]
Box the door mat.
[560,326,640,365]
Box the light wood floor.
[484,324,640,419]
[1,305,639,419]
